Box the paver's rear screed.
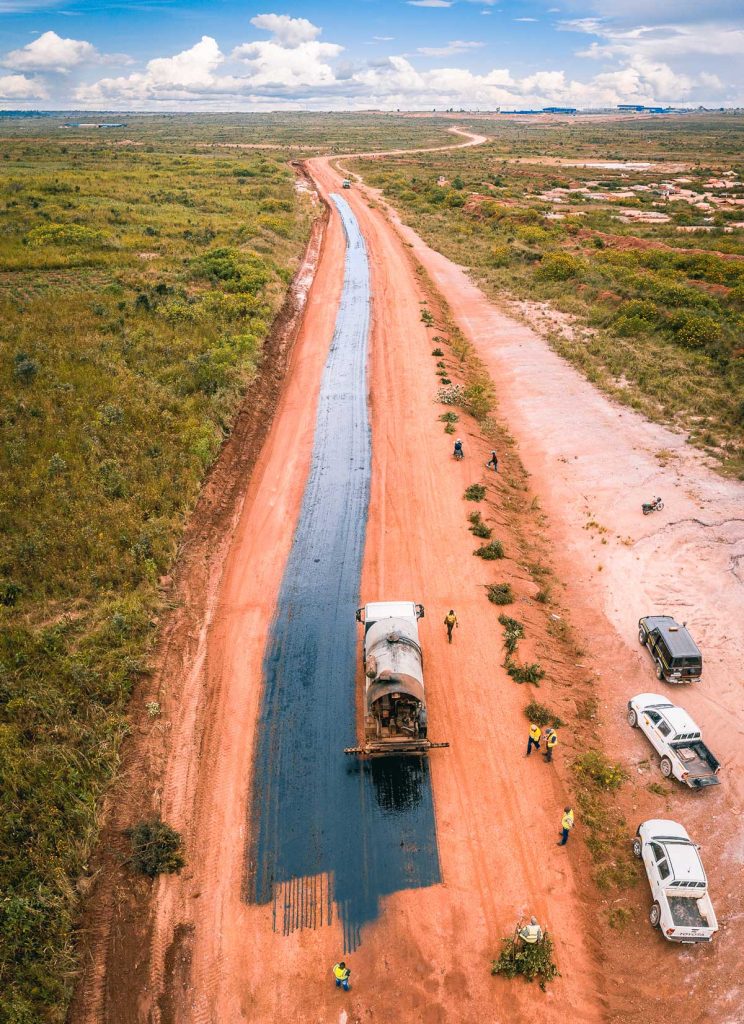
[246,195,441,952]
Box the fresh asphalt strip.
[246,194,441,951]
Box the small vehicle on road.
[633,820,718,943]
[627,694,720,788]
[638,615,702,683]
[342,178,351,189]
[345,600,448,757]
[642,496,664,515]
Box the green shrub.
[573,750,626,791]
[506,660,545,684]
[126,818,185,878]
[498,614,524,653]
[535,252,583,282]
[468,511,492,539]
[524,700,564,728]
[12,353,38,384]
[669,311,722,349]
[490,244,511,268]
[464,483,486,501]
[439,411,459,423]
[432,347,444,356]
[26,222,108,248]
[486,583,513,605]
[492,930,559,988]
[474,540,504,560]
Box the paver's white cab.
[633,820,718,943]
[627,694,720,788]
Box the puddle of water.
[246,195,441,951]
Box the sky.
[0,0,742,111]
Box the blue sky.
[1,0,742,109]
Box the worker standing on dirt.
[543,728,558,763]
[557,807,574,846]
[453,439,464,460]
[487,450,499,472]
[333,961,351,991]
[444,609,458,643]
[526,723,542,756]
[519,916,543,945]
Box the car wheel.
[660,756,673,778]
[632,838,642,859]
[649,903,661,928]
[627,708,638,728]
[656,662,665,681]
[638,629,646,646]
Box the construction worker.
[486,449,499,472]
[543,727,558,763]
[557,806,574,846]
[453,439,464,460]
[333,961,351,991]
[444,609,458,643]
[526,722,541,756]
[519,916,543,945]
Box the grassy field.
[349,114,744,475]
[0,121,327,1022]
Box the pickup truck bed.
[668,895,709,928]
[671,741,720,787]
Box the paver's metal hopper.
[344,601,449,757]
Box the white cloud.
[514,17,538,22]
[4,30,97,72]
[406,1,453,7]
[373,36,395,42]
[249,14,320,47]
[417,40,485,56]
[0,72,48,98]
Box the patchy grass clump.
[498,614,524,654]
[474,540,504,560]
[126,818,185,878]
[486,582,514,605]
[468,511,492,539]
[524,700,564,728]
[506,660,545,685]
[464,483,486,501]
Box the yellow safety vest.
[521,924,541,944]
[529,725,541,742]
[445,614,457,626]
[333,964,349,981]
[546,732,558,748]
[561,810,574,831]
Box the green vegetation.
[571,750,638,890]
[498,614,524,654]
[506,660,545,685]
[492,930,560,989]
[524,700,564,728]
[464,483,486,501]
[126,818,185,878]
[474,539,505,560]
[468,511,492,539]
[486,582,513,605]
[351,114,744,475]
[0,127,315,1021]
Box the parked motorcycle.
[642,496,664,515]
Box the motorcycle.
[642,496,664,515]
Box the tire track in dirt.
[247,194,442,952]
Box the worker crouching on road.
[543,727,558,762]
[519,917,543,945]
[333,961,351,991]
[557,807,574,846]
[526,723,541,756]
[444,610,458,644]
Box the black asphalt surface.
[247,195,441,951]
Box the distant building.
[618,104,646,112]
[543,107,577,114]
[63,122,127,128]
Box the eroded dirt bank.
[367,183,744,1024]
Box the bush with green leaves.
[474,539,504,560]
[524,700,563,728]
[492,930,559,989]
[126,818,185,878]
[464,483,486,501]
[498,614,524,654]
[486,582,513,605]
[534,252,583,282]
[468,511,492,539]
[506,660,545,685]
[573,750,626,791]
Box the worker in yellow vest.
[557,806,574,846]
[543,727,558,763]
[519,916,543,945]
[444,610,458,644]
[526,722,541,756]
[333,961,351,991]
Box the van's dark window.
[658,721,672,738]
[674,657,701,667]
[657,639,671,661]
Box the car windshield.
[673,657,701,667]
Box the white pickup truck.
[627,693,720,789]
[633,820,718,943]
